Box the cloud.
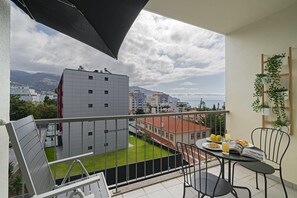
[11,5,225,102]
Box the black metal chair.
[177,142,235,198]
[232,127,290,198]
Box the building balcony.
[8,110,297,197]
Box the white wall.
[226,3,297,185]
[0,0,10,196]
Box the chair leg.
[256,172,259,190]
[279,170,288,198]
[183,183,186,198]
[264,174,267,198]
[232,162,237,185]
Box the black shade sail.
[12,0,149,59]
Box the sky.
[11,4,225,105]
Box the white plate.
[202,142,222,151]
[206,137,222,143]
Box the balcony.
[2,1,297,197]
[8,110,297,197]
[9,110,225,197]
[111,165,297,198]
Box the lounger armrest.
[48,152,93,165]
[32,173,108,198]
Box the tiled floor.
[112,165,297,198]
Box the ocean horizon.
[187,99,225,108]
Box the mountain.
[10,71,179,101]
[129,86,180,102]
[11,70,60,92]
[129,86,157,98]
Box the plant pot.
[261,107,270,116]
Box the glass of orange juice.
[225,133,231,141]
[222,141,230,154]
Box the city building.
[150,92,169,107]
[136,116,211,149]
[10,84,40,102]
[58,69,129,157]
[129,90,147,113]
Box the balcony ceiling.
[145,0,297,34]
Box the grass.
[45,134,172,179]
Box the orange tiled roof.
[138,116,210,134]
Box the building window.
[104,77,109,81]
[191,133,195,140]
[104,90,108,94]
[88,146,93,150]
[166,132,169,139]
[196,133,201,139]
[202,132,206,138]
[170,134,174,141]
[88,132,93,136]
[88,104,93,108]
[104,103,108,107]
[88,76,93,80]
[88,90,93,94]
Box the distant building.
[150,92,169,108]
[58,68,129,157]
[136,116,211,149]
[129,90,146,113]
[10,84,40,102]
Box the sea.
[187,99,225,108]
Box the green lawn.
[45,134,172,179]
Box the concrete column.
[0,0,10,197]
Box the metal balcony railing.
[10,110,228,197]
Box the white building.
[58,69,129,157]
[129,90,146,113]
[150,92,169,107]
[10,84,40,102]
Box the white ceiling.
[145,0,297,34]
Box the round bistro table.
[196,139,259,198]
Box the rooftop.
[138,116,210,134]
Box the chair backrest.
[6,115,55,196]
[251,127,290,165]
[176,142,222,197]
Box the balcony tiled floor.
[112,165,297,198]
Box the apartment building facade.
[58,69,129,157]
[150,92,169,107]
[129,90,146,113]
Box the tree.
[10,96,32,120]
[198,112,226,134]
[10,95,57,120]
[135,108,145,114]
[44,96,57,105]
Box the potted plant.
[255,73,271,84]
[252,53,290,129]
[274,118,290,131]
[252,74,265,112]
[259,103,270,116]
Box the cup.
[222,141,230,154]
[225,133,231,141]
